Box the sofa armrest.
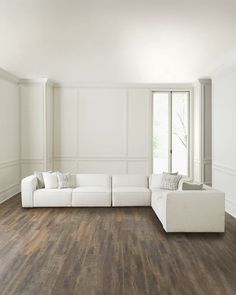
[162,190,225,232]
[21,175,38,207]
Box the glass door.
[153,91,190,176]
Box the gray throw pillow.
[160,173,182,190]
[34,171,45,189]
[182,182,203,190]
[57,172,74,189]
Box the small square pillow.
[43,172,58,189]
[57,172,74,189]
[182,182,203,190]
[160,172,182,190]
[34,171,45,189]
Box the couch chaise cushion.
[33,188,72,207]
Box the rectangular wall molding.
[213,163,236,177]
[213,162,236,218]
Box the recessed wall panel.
[54,88,77,157]
[127,89,150,157]
[78,89,127,157]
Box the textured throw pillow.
[34,171,45,189]
[178,177,192,190]
[160,172,182,190]
[43,172,58,189]
[57,172,74,189]
[182,182,203,190]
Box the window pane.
[153,93,169,173]
[172,92,189,175]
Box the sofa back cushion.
[149,174,162,189]
[76,174,111,188]
[112,175,148,188]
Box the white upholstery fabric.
[149,174,162,189]
[21,175,38,207]
[76,174,111,188]
[112,175,148,188]
[112,187,151,206]
[72,187,111,207]
[33,189,72,207]
[151,187,225,232]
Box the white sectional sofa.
[21,173,225,232]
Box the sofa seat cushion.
[72,187,111,207]
[33,189,72,207]
[112,187,151,207]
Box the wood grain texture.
[0,194,236,295]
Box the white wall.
[53,86,152,174]
[0,69,20,202]
[212,63,236,217]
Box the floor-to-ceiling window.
[153,91,190,175]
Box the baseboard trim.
[225,198,236,218]
[0,184,20,204]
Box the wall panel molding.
[213,163,236,177]
[0,184,20,204]
[0,160,20,169]
[213,163,236,217]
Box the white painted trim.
[0,184,20,204]
[212,163,236,177]
[54,156,148,161]
[19,78,49,85]
[0,160,20,169]
[0,67,19,84]
[225,198,236,218]
[53,82,194,89]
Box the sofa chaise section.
[150,174,225,232]
[112,175,151,206]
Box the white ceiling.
[1,0,236,83]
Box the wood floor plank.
[0,194,236,295]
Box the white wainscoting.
[0,160,20,203]
[53,87,152,174]
[0,74,20,203]
[213,163,236,218]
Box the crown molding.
[53,82,194,89]
[193,78,212,87]
[0,67,19,84]
[19,78,51,85]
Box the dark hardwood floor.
[0,195,236,295]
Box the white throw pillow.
[57,172,74,189]
[43,172,58,189]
